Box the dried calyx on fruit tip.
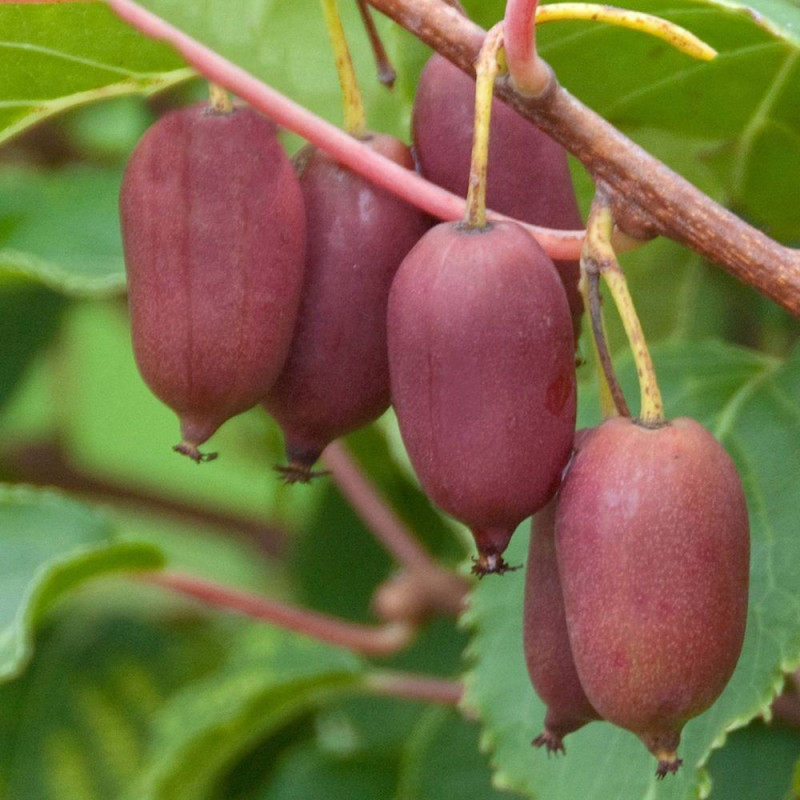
[263,133,431,480]
[471,527,518,577]
[388,220,576,575]
[523,471,599,753]
[120,103,306,461]
[273,441,330,485]
[555,416,749,775]
[654,749,683,780]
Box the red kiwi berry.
[554,416,750,777]
[523,436,599,753]
[412,54,584,336]
[120,103,306,462]
[387,219,576,576]
[262,134,431,483]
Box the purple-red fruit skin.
[263,134,430,475]
[388,220,576,574]
[412,55,583,333]
[120,105,306,457]
[524,446,599,752]
[555,416,749,774]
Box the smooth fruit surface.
[388,219,576,574]
[524,494,599,752]
[120,104,306,459]
[412,54,583,333]
[555,416,749,775]
[263,134,430,479]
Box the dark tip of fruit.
[274,463,331,485]
[173,442,218,463]
[655,754,683,779]
[532,730,566,755]
[470,553,521,578]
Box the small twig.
[322,442,435,572]
[356,0,397,88]
[366,671,464,706]
[142,570,416,658]
[322,441,469,617]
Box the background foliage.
[0,0,798,798]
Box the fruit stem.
[580,262,629,419]
[320,0,367,136]
[504,0,552,96]
[208,82,233,113]
[141,570,417,657]
[585,194,665,425]
[464,22,505,230]
[355,0,396,88]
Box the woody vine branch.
[367,0,800,317]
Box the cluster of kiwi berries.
[120,54,749,779]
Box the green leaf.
[251,704,508,800]
[256,741,398,800]
[0,601,228,800]
[464,339,800,799]
[0,483,163,682]
[705,719,798,799]
[0,283,65,411]
[0,3,191,145]
[0,166,128,296]
[396,707,514,800]
[0,576,365,800]
[125,623,364,800]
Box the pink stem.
[323,441,469,616]
[323,441,440,574]
[142,571,415,658]
[106,0,582,260]
[367,671,464,705]
[504,0,551,95]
